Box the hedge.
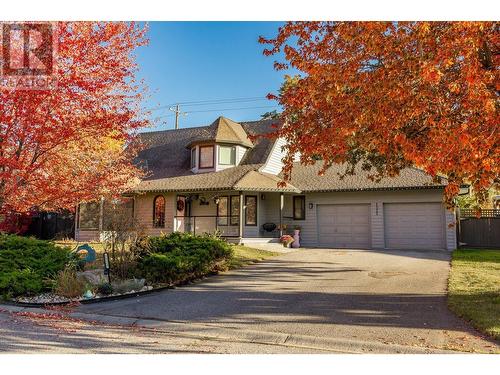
[0,235,71,298]
[138,232,233,284]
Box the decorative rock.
[78,269,107,285]
[16,293,71,304]
[83,290,94,299]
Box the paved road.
[70,248,497,353]
[0,309,326,353]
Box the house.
[76,116,456,251]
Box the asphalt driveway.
[76,248,498,353]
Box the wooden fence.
[457,209,500,248]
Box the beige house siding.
[134,192,175,236]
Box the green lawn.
[448,248,500,341]
[227,245,281,269]
[54,241,106,253]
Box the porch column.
[239,191,244,242]
[279,192,284,237]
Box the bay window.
[199,145,214,169]
[218,145,236,165]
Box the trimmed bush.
[138,233,233,284]
[0,235,71,298]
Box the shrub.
[0,235,71,298]
[54,266,86,298]
[138,233,233,284]
[0,269,44,297]
[96,282,113,296]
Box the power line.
[188,105,277,114]
[152,105,278,120]
[147,96,272,112]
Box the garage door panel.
[384,203,444,250]
[317,204,371,248]
[352,216,370,225]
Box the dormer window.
[199,145,215,169]
[186,117,253,173]
[191,147,196,168]
[218,145,236,166]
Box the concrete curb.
[0,304,453,354]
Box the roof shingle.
[133,117,446,194]
[282,162,446,192]
[136,118,280,181]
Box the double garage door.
[317,202,445,249]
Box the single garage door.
[317,204,371,248]
[384,203,444,250]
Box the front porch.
[173,191,299,243]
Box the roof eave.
[185,139,253,149]
[300,185,447,193]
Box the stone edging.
[1,284,175,308]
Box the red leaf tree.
[0,22,149,223]
[260,22,499,206]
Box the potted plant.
[280,234,294,248]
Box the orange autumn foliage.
[0,22,149,216]
[260,22,499,207]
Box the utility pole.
[169,104,187,129]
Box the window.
[191,147,196,168]
[78,202,100,230]
[245,195,257,226]
[293,195,305,220]
[217,196,228,226]
[230,195,240,226]
[153,195,165,227]
[199,145,214,168]
[218,145,236,165]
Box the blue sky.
[136,22,293,131]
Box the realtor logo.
[1,22,57,89]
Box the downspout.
[239,191,244,244]
[279,192,284,237]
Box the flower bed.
[1,233,233,306]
